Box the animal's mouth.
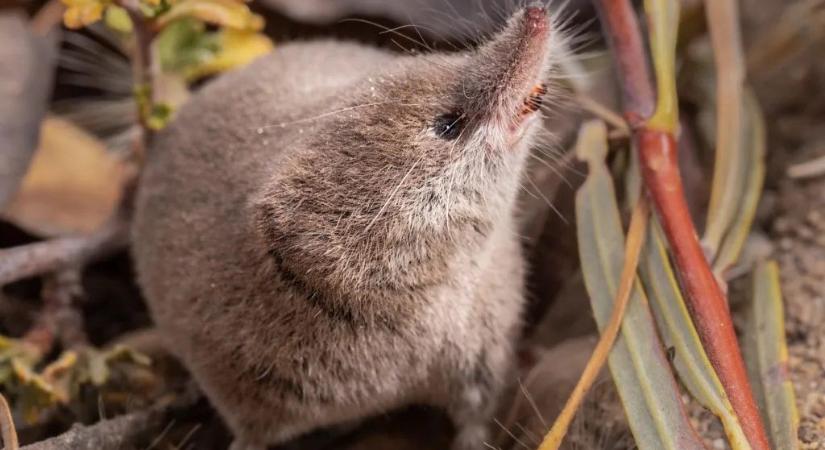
[512,83,547,132]
[521,83,547,117]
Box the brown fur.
[132,6,562,449]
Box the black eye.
[432,112,465,140]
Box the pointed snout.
[485,4,551,85]
[463,5,552,127]
[524,4,549,37]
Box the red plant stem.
[637,131,769,449]
[593,0,654,126]
[596,1,771,449]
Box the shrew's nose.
[524,5,549,36]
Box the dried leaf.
[574,121,704,449]
[0,337,42,371]
[2,116,124,237]
[745,261,800,450]
[0,342,152,424]
[105,344,152,367]
[61,0,110,29]
[0,13,56,210]
[11,359,60,424]
[41,351,80,404]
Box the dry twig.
[786,154,825,179]
[0,216,128,287]
[0,393,18,450]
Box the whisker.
[339,18,432,51]
[365,154,426,232]
[259,101,422,130]
[493,417,531,449]
[522,169,568,224]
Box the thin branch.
[21,410,158,450]
[0,217,129,287]
[593,0,655,126]
[30,0,66,35]
[120,0,155,89]
[703,0,747,255]
[537,197,650,450]
[20,386,201,450]
[22,269,88,355]
[787,154,825,179]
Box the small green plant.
[61,0,273,129]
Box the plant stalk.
[595,1,771,448]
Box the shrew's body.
[132,7,559,449]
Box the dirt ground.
[745,0,825,446]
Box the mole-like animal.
[132,5,563,449]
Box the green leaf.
[575,120,704,450]
[689,36,766,277]
[146,102,173,130]
[745,261,799,450]
[711,90,766,274]
[156,18,219,74]
[156,18,273,81]
[103,5,133,33]
[181,29,273,80]
[622,109,752,447]
[134,83,175,130]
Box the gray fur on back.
[133,7,559,448]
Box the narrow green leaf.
[745,261,799,450]
[703,0,747,258]
[575,121,705,450]
[712,90,766,273]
